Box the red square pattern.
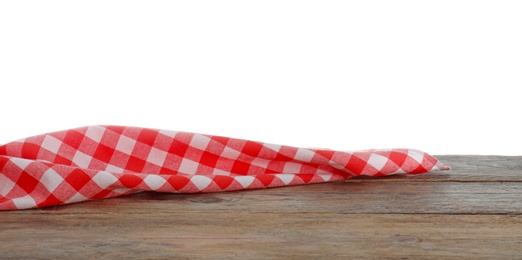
[0,125,449,210]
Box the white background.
[1,1,521,155]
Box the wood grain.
[1,213,520,259]
[0,155,521,259]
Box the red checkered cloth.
[0,125,449,210]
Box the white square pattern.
[85,125,106,143]
[367,153,388,171]
[115,135,137,155]
[92,171,119,189]
[143,175,167,190]
[12,195,37,209]
[295,148,315,162]
[235,176,255,188]
[105,164,125,173]
[283,162,302,173]
[178,158,199,175]
[159,129,178,137]
[72,150,92,168]
[147,147,168,166]
[41,136,62,154]
[11,158,32,171]
[0,174,16,197]
[40,168,64,193]
[276,174,295,185]
[221,146,241,160]
[189,134,211,150]
[190,175,212,190]
[408,149,424,163]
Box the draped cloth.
[0,125,449,210]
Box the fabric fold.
[0,125,449,210]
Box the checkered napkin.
[0,125,449,210]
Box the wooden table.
[1,156,521,259]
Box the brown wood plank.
[0,213,520,259]
[3,181,519,215]
[0,155,520,259]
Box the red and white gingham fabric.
[0,125,449,210]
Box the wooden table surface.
[1,155,521,259]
